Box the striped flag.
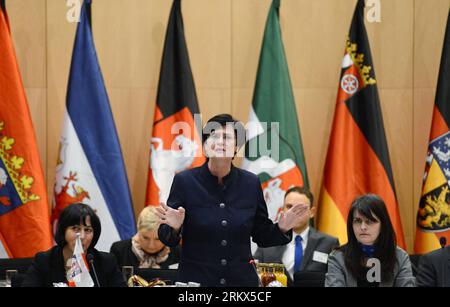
[317,0,406,248]
[242,0,309,222]
[0,0,53,258]
[52,0,135,252]
[145,0,205,207]
[414,8,450,254]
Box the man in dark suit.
[254,186,339,286]
[157,114,308,287]
[416,244,450,287]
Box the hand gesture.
[155,203,185,232]
[278,204,309,233]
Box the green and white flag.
[243,0,309,222]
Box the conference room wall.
[6,0,450,253]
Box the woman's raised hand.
[278,204,309,233]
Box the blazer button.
[221,240,227,246]
[221,259,227,266]
[220,278,226,285]
[219,203,225,209]
[221,220,228,227]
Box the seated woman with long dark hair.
[22,203,125,287]
[325,194,415,287]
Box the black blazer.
[253,227,339,286]
[21,246,125,287]
[110,239,180,269]
[159,163,292,287]
[416,246,450,287]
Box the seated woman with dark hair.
[22,203,125,287]
[110,206,180,270]
[325,194,415,287]
[416,243,450,287]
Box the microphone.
[439,237,447,249]
[87,253,101,287]
[249,259,263,287]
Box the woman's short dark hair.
[54,203,101,249]
[201,114,246,149]
[343,194,397,282]
[284,186,314,208]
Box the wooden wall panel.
[366,0,415,250]
[380,89,413,248]
[7,0,47,200]
[25,89,48,178]
[283,0,354,88]
[5,0,450,253]
[8,0,46,88]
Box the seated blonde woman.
[110,206,180,269]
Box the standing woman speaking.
[156,114,307,287]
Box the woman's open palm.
[155,203,185,231]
